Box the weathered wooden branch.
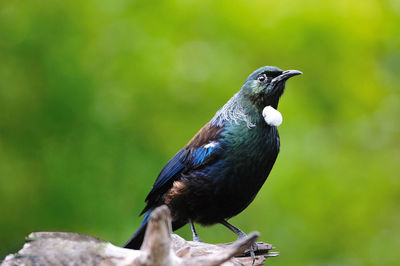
[1,206,278,266]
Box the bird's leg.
[188,218,202,242]
[221,220,257,260]
[220,220,247,238]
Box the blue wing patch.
[191,142,218,165]
[140,123,224,215]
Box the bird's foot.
[220,220,258,263]
[238,233,257,263]
[236,231,247,239]
[188,218,203,242]
[192,235,203,242]
[249,242,258,263]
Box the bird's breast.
[214,121,280,197]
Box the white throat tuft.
[262,106,282,126]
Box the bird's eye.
[257,74,267,82]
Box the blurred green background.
[1,0,400,265]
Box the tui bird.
[124,66,302,253]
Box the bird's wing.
[140,123,224,215]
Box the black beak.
[271,70,302,84]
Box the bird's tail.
[124,211,151,250]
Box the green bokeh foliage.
[1,0,399,265]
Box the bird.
[124,66,302,254]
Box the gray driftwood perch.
[1,206,278,266]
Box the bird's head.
[241,66,302,109]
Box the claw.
[193,235,203,242]
[249,242,258,264]
[189,218,204,242]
